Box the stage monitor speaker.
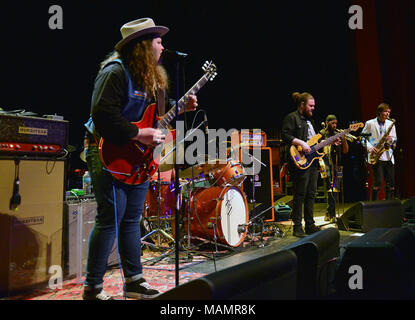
[337,200,403,232]
[403,196,415,218]
[242,147,274,221]
[284,228,340,299]
[157,249,297,300]
[335,227,415,299]
[0,159,65,297]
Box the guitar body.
[290,134,325,169]
[99,103,176,185]
[290,122,364,170]
[98,61,217,185]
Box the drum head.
[219,187,248,247]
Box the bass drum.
[185,186,248,247]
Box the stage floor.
[3,200,412,300]
[164,201,360,277]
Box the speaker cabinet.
[284,228,340,299]
[403,196,415,218]
[64,197,97,278]
[0,159,65,297]
[157,249,297,300]
[335,228,415,299]
[337,200,404,232]
[63,197,118,279]
[242,147,274,221]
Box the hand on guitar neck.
[179,94,198,114]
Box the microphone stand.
[242,149,271,247]
[174,59,181,288]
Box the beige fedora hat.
[115,18,169,51]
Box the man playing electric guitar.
[82,18,198,300]
[282,92,342,237]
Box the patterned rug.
[5,251,208,300]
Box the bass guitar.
[99,61,217,185]
[290,122,363,170]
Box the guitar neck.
[313,128,351,150]
[157,74,209,129]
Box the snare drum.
[184,186,248,247]
[210,160,245,187]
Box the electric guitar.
[290,122,363,170]
[99,61,217,185]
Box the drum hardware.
[141,168,175,250]
[207,221,218,272]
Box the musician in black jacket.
[82,18,197,300]
[282,92,322,237]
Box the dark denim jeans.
[290,162,319,229]
[84,143,149,289]
[371,160,395,200]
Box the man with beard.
[282,92,321,238]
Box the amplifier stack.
[0,113,69,157]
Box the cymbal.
[179,159,227,179]
[157,139,184,172]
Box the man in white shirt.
[362,103,397,200]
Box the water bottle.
[82,171,92,195]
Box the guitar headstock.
[202,61,217,81]
[349,122,364,132]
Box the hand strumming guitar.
[132,128,166,147]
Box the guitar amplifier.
[240,130,267,147]
[0,114,69,156]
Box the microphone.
[321,122,326,128]
[162,49,188,60]
[204,113,209,135]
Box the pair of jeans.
[84,142,149,289]
[290,162,319,229]
[371,160,395,200]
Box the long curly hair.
[99,38,168,101]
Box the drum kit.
[141,155,254,252]
[140,146,285,255]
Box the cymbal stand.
[140,168,175,250]
[146,117,208,270]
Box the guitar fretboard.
[312,128,352,151]
[157,74,210,130]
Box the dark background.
[0,0,413,200]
